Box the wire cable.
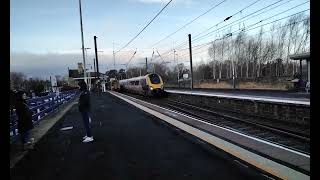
[177,15,309,59]
[192,0,309,43]
[149,0,227,48]
[172,1,308,55]
[173,0,289,51]
[126,50,137,66]
[115,0,173,54]
[155,0,264,59]
[152,1,309,63]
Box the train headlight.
[150,87,153,90]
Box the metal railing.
[10,90,79,140]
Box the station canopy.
[289,52,310,61]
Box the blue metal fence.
[10,89,79,140]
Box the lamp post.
[84,48,91,89]
[78,0,87,85]
[113,41,115,70]
[84,47,91,81]
[175,52,180,87]
[97,50,104,76]
[84,47,91,58]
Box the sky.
[10,0,309,79]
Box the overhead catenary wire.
[126,50,137,66]
[192,0,309,43]
[168,2,309,58]
[161,8,309,61]
[115,0,173,54]
[154,0,265,59]
[177,21,308,62]
[176,15,309,59]
[137,1,309,68]
[173,0,294,51]
[171,0,299,55]
[149,0,227,48]
[193,0,262,39]
[156,49,165,64]
[150,49,155,63]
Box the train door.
[140,79,148,96]
[134,80,139,94]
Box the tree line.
[202,14,309,81]
[10,72,72,96]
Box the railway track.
[120,92,310,155]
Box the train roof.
[119,73,160,83]
[119,75,145,83]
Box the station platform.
[11,92,272,180]
[165,88,310,106]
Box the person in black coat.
[15,91,34,147]
[78,80,94,143]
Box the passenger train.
[118,73,165,97]
[108,78,120,91]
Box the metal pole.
[188,34,193,90]
[176,53,180,88]
[94,36,100,80]
[78,0,87,84]
[113,41,115,70]
[85,48,90,67]
[174,49,177,85]
[300,59,302,78]
[85,48,88,68]
[146,57,148,74]
[93,58,96,73]
[232,58,235,89]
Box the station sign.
[183,74,188,79]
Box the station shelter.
[289,52,310,92]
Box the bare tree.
[275,22,287,60]
[184,12,309,87]
[285,15,301,76]
[257,27,263,77]
[208,41,217,79]
[296,16,310,53]
[209,38,224,80]
[239,31,246,78]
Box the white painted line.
[109,91,310,180]
[166,90,310,106]
[60,126,73,131]
[118,92,309,158]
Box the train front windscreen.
[149,74,161,84]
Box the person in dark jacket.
[15,91,34,149]
[78,80,94,143]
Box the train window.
[149,74,161,84]
[140,79,146,86]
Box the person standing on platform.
[15,91,34,149]
[78,80,94,143]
